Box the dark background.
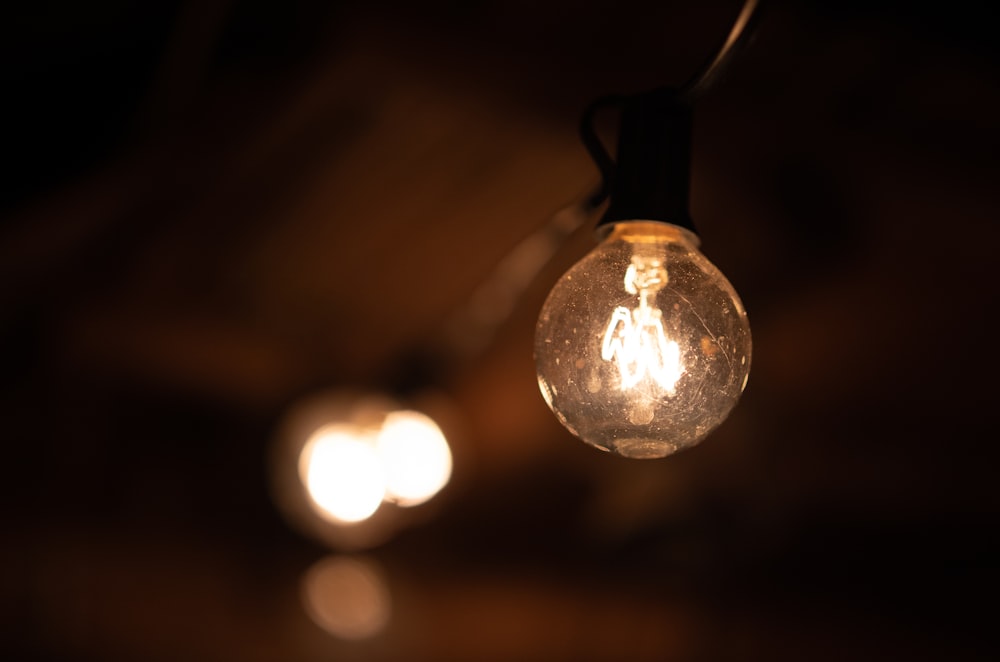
[2,1,998,660]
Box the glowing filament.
[601,256,684,393]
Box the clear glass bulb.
[534,221,751,459]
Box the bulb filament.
[601,255,684,393]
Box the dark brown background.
[2,1,998,660]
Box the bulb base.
[595,88,696,234]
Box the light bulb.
[376,410,452,507]
[534,221,750,459]
[299,425,387,523]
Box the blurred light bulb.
[376,410,452,507]
[535,221,751,459]
[300,426,386,523]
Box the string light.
[300,425,387,524]
[377,410,452,507]
[534,1,760,459]
[535,221,750,459]
[270,390,453,549]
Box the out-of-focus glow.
[300,427,386,524]
[301,555,391,640]
[376,410,452,507]
[274,390,456,546]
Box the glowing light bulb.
[601,252,684,393]
[376,410,452,507]
[300,426,386,523]
[535,221,750,459]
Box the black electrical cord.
[677,0,762,103]
[396,0,764,382]
[582,0,763,209]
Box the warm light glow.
[535,221,751,458]
[376,410,452,507]
[272,391,457,550]
[300,426,386,524]
[601,254,684,393]
[301,555,391,640]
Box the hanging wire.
[678,0,763,103]
[439,193,596,361]
[581,0,763,208]
[412,0,764,373]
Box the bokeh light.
[301,555,391,640]
[299,426,386,524]
[377,410,453,507]
[271,389,458,547]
